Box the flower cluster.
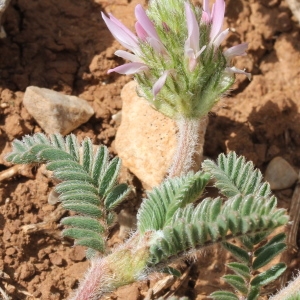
[102,0,250,119]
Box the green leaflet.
[251,263,287,287]
[226,262,251,280]
[222,242,250,264]
[210,291,239,300]
[137,171,209,234]
[202,152,271,198]
[6,133,130,258]
[223,275,248,295]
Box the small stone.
[16,262,36,280]
[69,246,86,262]
[265,156,299,190]
[115,81,206,188]
[23,86,94,135]
[49,253,63,266]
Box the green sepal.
[226,262,251,280]
[104,183,131,210]
[61,216,105,233]
[222,242,250,264]
[62,203,103,218]
[252,242,286,270]
[210,291,239,300]
[250,263,287,287]
[223,275,248,295]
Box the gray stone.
[23,86,94,135]
[265,156,299,190]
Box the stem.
[70,233,151,300]
[168,116,208,178]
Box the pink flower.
[184,2,206,71]
[102,5,169,96]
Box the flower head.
[102,0,250,119]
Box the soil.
[0,0,299,299]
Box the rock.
[265,156,298,190]
[69,246,86,262]
[115,81,206,188]
[23,86,94,135]
[49,253,63,266]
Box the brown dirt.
[0,0,299,299]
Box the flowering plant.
[6,1,299,300]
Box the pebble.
[115,81,206,189]
[265,156,299,190]
[23,86,94,135]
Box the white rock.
[115,81,206,189]
[265,156,299,190]
[23,86,94,135]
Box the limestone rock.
[265,156,298,190]
[115,81,206,188]
[23,86,94,135]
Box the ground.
[0,0,300,299]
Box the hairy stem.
[168,116,208,178]
[70,233,151,300]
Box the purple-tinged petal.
[108,62,148,75]
[210,0,225,42]
[185,2,200,54]
[201,11,210,23]
[226,66,251,80]
[223,43,248,59]
[212,28,229,48]
[195,45,206,58]
[135,22,148,41]
[203,0,211,16]
[114,50,140,62]
[101,12,139,53]
[148,37,165,53]
[152,70,170,98]
[108,13,139,42]
[135,4,160,41]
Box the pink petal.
[108,13,138,42]
[114,50,140,62]
[226,66,251,80]
[135,4,159,41]
[135,22,148,41]
[212,28,229,48]
[101,12,139,53]
[185,2,200,54]
[152,70,170,98]
[223,43,248,59]
[108,62,148,75]
[203,0,210,16]
[210,0,225,42]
